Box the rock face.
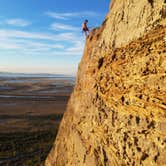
[46,0,166,165]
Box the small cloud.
[0,29,80,42]
[45,12,68,20]
[0,41,21,49]
[52,44,64,49]
[0,28,84,58]
[45,11,100,20]
[5,19,30,27]
[50,23,79,31]
[66,41,84,54]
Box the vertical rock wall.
[46,0,166,165]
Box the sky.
[0,0,110,75]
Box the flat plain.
[0,76,74,165]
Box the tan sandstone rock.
[46,0,166,165]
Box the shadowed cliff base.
[46,0,166,165]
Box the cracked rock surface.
[45,0,166,165]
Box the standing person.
[82,19,89,37]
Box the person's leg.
[85,31,88,37]
[86,30,90,37]
[82,29,86,37]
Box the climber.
[82,19,90,37]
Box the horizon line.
[0,71,76,77]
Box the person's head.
[85,19,88,23]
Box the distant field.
[0,76,74,165]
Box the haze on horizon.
[0,0,110,75]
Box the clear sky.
[0,0,110,75]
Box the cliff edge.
[46,0,166,165]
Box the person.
[82,19,89,37]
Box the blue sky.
[0,0,110,75]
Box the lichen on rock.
[45,0,166,165]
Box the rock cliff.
[46,0,166,165]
